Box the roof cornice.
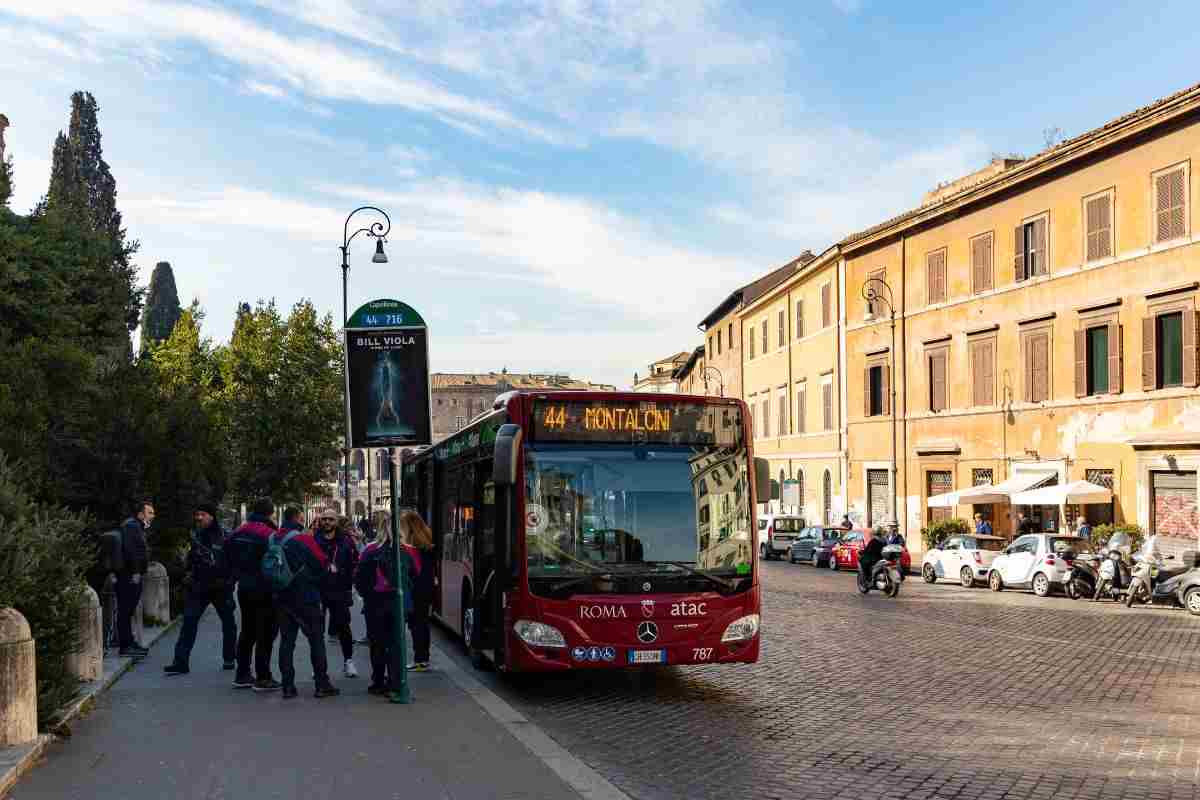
[737,245,840,318]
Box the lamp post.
[861,276,899,532]
[701,365,725,397]
[339,206,391,517]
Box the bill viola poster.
[344,298,432,447]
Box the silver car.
[987,533,1091,597]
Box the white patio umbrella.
[1009,480,1113,506]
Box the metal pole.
[388,447,410,704]
[341,249,352,517]
[890,311,899,531]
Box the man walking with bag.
[226,498,281,691]
[270,510,339,700]
[116,501,154,658]
[164,503,238,675]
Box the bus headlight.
[513,620,567,649]
[721,614,760,643]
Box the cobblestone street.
[438,560,1200,800]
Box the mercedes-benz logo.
[636,621,659,643]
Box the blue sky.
[1,0,1195,389]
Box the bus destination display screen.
[531,399,742,446]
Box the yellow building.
[843,81,1200,555]
[737,248,846,524]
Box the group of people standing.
[117,497,435,700]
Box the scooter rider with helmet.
[858,527,887,591]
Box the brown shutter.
[881,364,891,415]
[864,367,872,417]
[823,383,832,430]
[822,284,831,328]
[1107,322,1121,394]
[796,300,803,339]
[983,341,995,405]
[1156,169,1186,243]
[1142,316,1156,390]
[1036,334,1050,402]
[1023,336,1034,402]
[1033,217,1047,275]
[1184,310,1198,388]
[1014,225,1025,282]
[972,235,993,293]
[1074,329,1087,397]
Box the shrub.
[0,452,93,727]
[922,517,971,550]
[1089,522,1144,553]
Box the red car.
[830,529,912,575]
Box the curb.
[0,617,179,799]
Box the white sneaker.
[344,659,358,678]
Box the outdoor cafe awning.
[1009,479,1112,506]
[927,471,1057,508]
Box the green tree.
[219,299,343,505]
[0,154,12,207]
[139,261,183,356]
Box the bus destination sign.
[531,399,741,446]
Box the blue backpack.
[262,531,301,591]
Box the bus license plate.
[627,649,667,665]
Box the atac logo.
[641,599,655,618]
[670,601,708,617]
[579,605,627,620]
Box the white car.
[757,514,805,560]
[921,534,1006,587]
[987,533,1092,597]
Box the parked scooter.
[1064,551,1098,600]
[1124,551,1199,608]
[857,544,903,598]
[1092,549,1127,602]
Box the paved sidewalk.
[7,607,583,800]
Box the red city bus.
[399,391,768,671]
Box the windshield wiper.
[545,571,617,595]
[643,561,737,592]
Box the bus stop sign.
[344,298,432,447]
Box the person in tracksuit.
[274,518,339,699]
[354,527,398,695]
[164,502,237,675]
[400,510,435,671]
[225,498,280,691]
[116,501,154,658]
[313,508,359,678]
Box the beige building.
[738,248,845,523]
[672,347,709,395]
[432,371,614,440]
[633,352,690,393]
[843,80,1200,555]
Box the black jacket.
[187,521,231,591]
[859,537,886,573]
[314,531,358,598]
[121,517,149,575]
[225,515,276,593]
[275,524,328,608]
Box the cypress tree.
[139,261,183,356]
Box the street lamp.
[860,276,899,532]
[340,206,392,516]
[701,365,725,397]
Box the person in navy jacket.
[314,509,359,678]
[164,502,237,675]
[354,527,399,694]
[274,508,339,699]
[225,498,280,691]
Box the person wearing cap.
[315,508,360,678]
[226,498,281,691]
[165,503,237,675]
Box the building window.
[1085,468,1115,526]
[971,232,993,294]
[796,383,806,434]
[717,329,722,355]
[1014,214,1048,281]
[973,468,993,487]
[822,380,833,431]
[1075,322,1120,397]
[970,338,995,406]
[454,416,466,431]
[729,322,734,349]
[777,310,785,350]
[821,282,832,328]
[926,248,947,305]
[1157,311,1185,388]
[822,469,832,526]
[762,397,770,438]
[927,471,953,524]
[926,347,948,412]
[1153,164,1188,244]
[865,361,889,416]
[1084,190,1114,262]
[748,325,755,358]
[1023,330,1052,402]
[796,300,804,339]
[777,389,787,436]
[865,270,884,317]
[760,319,767,355]
[707,335,712,359]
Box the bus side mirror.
[754,457,770,502]
[493,424,523,486]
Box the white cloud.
[242,79,288,99]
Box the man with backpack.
[225,498,281,692]
[269,509,339,699]
[164,503,237,676]
[313,508,359,678]
[115,501,154,658]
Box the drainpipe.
[838,256,848,522]
[900,234,909,538]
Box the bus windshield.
[524,444,752,593]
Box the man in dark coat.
[274,516,339,700]
[225,498,280,691]
[116,501,154,657]
[164,503,238,675]
[312,508,359,678]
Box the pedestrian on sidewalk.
[314,508,359,678]
[273,511,339,700]
[226,498,281,691]
[116,500,154,658]
[354,528,396,695]
[401,510,435,671]
[165,503,237,675]
[974,513,993,537]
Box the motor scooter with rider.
[857,528,902,598]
